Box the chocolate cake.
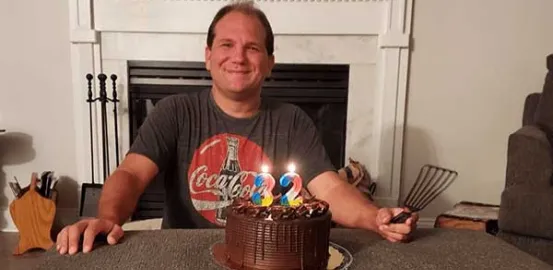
[218,197,332,270]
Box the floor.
[2,232,48,270]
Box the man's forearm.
[309,173,381,232]
[97,169,144,225]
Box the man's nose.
[230,47,247,63]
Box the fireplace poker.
[86,74,95,184]
[110,74,120,167]
[98,73,110,180]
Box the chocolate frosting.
[223,195,332,270]
[229,196,330,221]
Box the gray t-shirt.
[128,88,336,229]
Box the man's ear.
[205,46,211,71]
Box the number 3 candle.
[252,164,275,206]
[279,163,303,207]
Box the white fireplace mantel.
[68,0,413,207]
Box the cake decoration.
[278,163,304,206]
[251,164,275,206]
[230,195,329,221]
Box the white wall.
[0,1,78,231]
[403,0,553,221]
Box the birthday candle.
[252,164,275,206]
[279,163,303,207]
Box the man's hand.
[56,218,124,255]
[375,207,418,243]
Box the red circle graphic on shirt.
[188,133,272,226]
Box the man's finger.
[382,229,409,242]
[386,223,412,235]
[82,221,103,253]
[411,212,420,223]
[380,224,411,240]
[56,228,68,255]
[67,222,88,255]
[386,236,399,243]
[107,224,124,245]
[391,207,410,216]
[377,208,392,224]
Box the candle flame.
[287,163,296,173]
[261,164,269,173]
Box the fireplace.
[67,0,413,216]
[127,60,349,220]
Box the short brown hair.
[206,1,274,56]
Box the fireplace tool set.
[390,164,458,224]
[79,73,121,217]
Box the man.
[56,1,418,255]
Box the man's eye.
[221,43,232,47]
[248,46,260,51]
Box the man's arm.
[307,171,379,231]
[97,153,159,225]
[57,95,182,255]
[97,95,181,225]
[287,105,417,242]
[307,171,418,242]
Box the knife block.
[9,173,57,255]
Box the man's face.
[205,11,275,98]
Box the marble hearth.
[68,0,413,207]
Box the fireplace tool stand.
[80,73,120,217]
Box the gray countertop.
[36,228,552,270]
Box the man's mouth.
[226,69,250,74]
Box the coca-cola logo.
[188,133,272,226]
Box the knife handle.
[390,211,412,224]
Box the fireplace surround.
[68,0,413,212]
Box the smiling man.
[56,1,418,255]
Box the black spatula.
[390,164,458,224]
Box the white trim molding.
[70,28,98,43]
[68,0,413,208]
[379,33,410,48]
[93,1,389,34]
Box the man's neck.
[211,87,261,119]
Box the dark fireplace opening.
[127,61,349,221]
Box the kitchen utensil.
[9,182,21,198]
[390,164,458,224]
[39,171,54,198]
[13,176,22,196]
[49,179,59,198]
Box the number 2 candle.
[279,163,303,207]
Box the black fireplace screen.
[127,60,349,221]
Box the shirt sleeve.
[288,107,337,187]
[127,96,181,172]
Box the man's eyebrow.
[245,41,262,47]
[216,38,262,45]
[216,38,233,43]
